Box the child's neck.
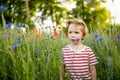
[71,43,83,52]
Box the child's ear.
[81,36,84,40]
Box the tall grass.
[83,24,120,80]
[0,11,120,80]
[0,24,120,80]
[0,28,68,80]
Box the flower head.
[35,48,40,52]
[115,34,120,40]
[96,37,104,41]
[76,38,81,41]
[118,34,120,40]
[6,22,12,29]
[39,16,45,19]
[53,32,59,37]
[94,33,98,37]
[0,5,8,11]
[12,44,19,50]
[16,22,25,28]
[50,36,54,39]
[16,40,23,43]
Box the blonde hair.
[66,18,88,40]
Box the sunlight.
[102,0,120,24]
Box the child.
[60,18,98,80]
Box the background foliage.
[0,0,111,30]
[0,0,120,80]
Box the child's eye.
[75,32,79,34]
[68,31,72,34]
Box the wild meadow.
[0,5,120,80]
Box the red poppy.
[33,28,38,39]
[53,32,59,37]
[52,26,55,29]
[57,26,62,29]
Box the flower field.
[0,5,120,80]
[0,22,120,80]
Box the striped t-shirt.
[61,45,98,80]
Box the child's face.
[68,23,83,45]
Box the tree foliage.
[0,0,111,29]
[69,0,111,31]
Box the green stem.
[1,11,6,30]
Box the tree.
[25,0,30,24]
[0,0,111,30]
[0,0,69,27]
[69,0,111,31]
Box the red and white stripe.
[61,45,98,80]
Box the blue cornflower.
[39,16,45,19]
[96,37,104,41]
[12,44,19,50]
[35,48,40,52]
[18,23,24,26]
[6,22,12,29]
[16,22,25,28]
[50,36,54,39]
[76,38,81,41]
[0,5,8,11]
[16,40,23,43]
[118,34,120,40]
[58,31,62,34]
[94,33,98,37]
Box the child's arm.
[59,64,64,80]
[90,65,97,80]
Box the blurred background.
[0,0,120,30]
[0,0,120,80]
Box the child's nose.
[71,33,76,38]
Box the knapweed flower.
[0,5,8,11]
[6,22,12,29]
[12,44,19,50]
[96,37,104,41]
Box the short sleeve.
[89,49,98,66]
[60,48,64,64]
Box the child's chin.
[71,41,77,44]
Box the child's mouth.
[71,39,76,42]
[71,38,80,42]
